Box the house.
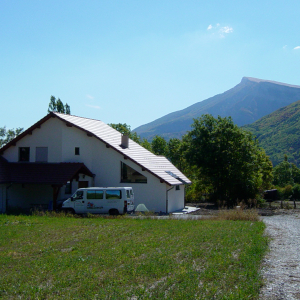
[0,112,191,214]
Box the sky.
[1,0,300,132]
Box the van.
[61,187,134,215]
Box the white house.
[0,112,191,214]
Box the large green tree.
[183,114,273,206]
[48,95,71,114]
[0,127,24,148]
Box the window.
[78,181,88,188]
[75,147,80,155]
[106,190,122,199]
[73,190,83,199]
[176,185,180,191]
[36,147,48,162]
[87,190,103,199]
[19,147,30,162]
[65,181,72,194]
[121,162,147,183]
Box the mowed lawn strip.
[0,215,267,299]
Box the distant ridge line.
[134,76,300,140]
[243,77,300,89]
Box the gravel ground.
[260,211,300,300]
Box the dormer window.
[19,147,30,162]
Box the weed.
[214,208,260,221]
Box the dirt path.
[260,212,300,300]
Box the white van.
[61,187,134,215]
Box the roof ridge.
[54,112,105,123]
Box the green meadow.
[0,214,268,299]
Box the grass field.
[0,214,268,299]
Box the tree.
[151,135,167,156]
[273,155,300,187]
[167,138,182,168]
[183,114,273,206]
[141,138,152,152]
[0,126,24,148]
[65,103,71,115]
[108,123,141,144]
[47,95,71,114]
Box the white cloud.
[206,24,233,38]
[86,94,94,100]
[86,104,101,109]
[220,26,233,34]
[294,46,300,50]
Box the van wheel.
[109,209,119,216]
[64,208,75,215]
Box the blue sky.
[1,0,300,131]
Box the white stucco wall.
[1,117,185,213]
[3,117,63,163]
[59,123,172,212]
[167,185,185,212]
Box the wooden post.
[51,185,62,211]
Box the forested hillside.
[243,100,300,167]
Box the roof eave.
[0,113,55,154]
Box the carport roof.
[0,161,93,185]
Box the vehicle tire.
[63,208,75,215]
[109,209,119,216]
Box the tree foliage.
[48,95,71,114]
[183,115,273,206]
[0,127,24,148]
[272,155,300,187]
[108,123,142,144]
[151,135,167,156]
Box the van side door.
[86,190,104,213]
[105,189,122,214]
[73,190,85,213]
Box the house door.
[78,181,89,188]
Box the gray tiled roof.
[54,113,191,185]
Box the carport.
[0,157,94,212]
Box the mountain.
[134,77,300,140]
[243,100,300,167]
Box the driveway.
[260,211,300,300]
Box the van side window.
[106,190,122,199]
[126,190,130,199]
[87,190,103,199]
